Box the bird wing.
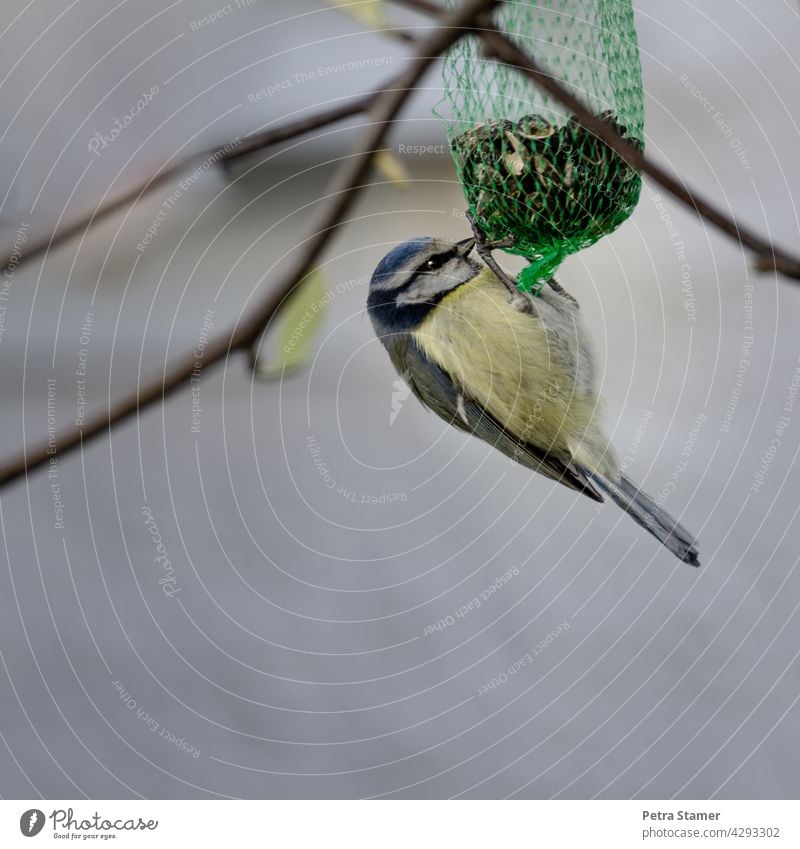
[389,337,603,502]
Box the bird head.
[367,236,479,333]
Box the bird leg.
[547,277,580,308]
[466,212,534,314]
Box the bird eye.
[424,252,452,271]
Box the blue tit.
[367,236,700,566]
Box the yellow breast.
[414,269,602,459]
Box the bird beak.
[456,236,476,256]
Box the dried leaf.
[254,269,327,379]
[324,0,388,31]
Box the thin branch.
[234,0,500,351]
[4,0,798,488]
[1,78,399,275]
[389,0,800,281]
[0,0,501,488]
[481,29,800,280]
[1,19,427,275]
[2,160,193,276]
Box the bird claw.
[547,277,580,308]
[508,289,536,314]
[465,211,525,303]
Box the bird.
[367,235,700,565]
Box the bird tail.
[590,474,700,566]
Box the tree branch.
[389,0,800,281]
[4,0,798,489]
[1,15,429,276]
[0,0,500,488]
[481,29,800,280]
[2,77,399,275]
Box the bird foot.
[507,288,536,314]
[547,277,580,308]
[465,212,533,312]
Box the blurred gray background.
[0,0,799,799]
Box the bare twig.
[389,0,800,281]
[481,29,800,280]
[0,0,500,488]
[2,160,193,276]
[4,0,799,489]
[1,75,402,275]
[1,17,427,276]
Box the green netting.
[438,0,644,293]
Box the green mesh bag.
[439,0,644,293]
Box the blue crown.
[370,237,434,286]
